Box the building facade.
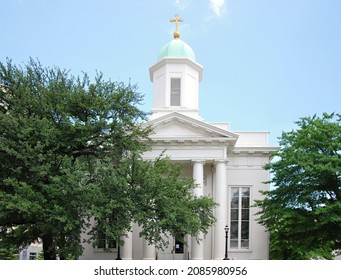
[80,16,277,260]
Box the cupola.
[149,15,203,120]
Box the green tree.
[0,238,18,260]
[255,113,341,259]
[0,248,17,260]
[132,156,216,247]
[0,58,216,259]
[89,154,216,250]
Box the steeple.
[149,15,203,120]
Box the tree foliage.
[255,113,341,259]
[0,238,18,260]
[89,154,216,249]
[0,58,216,259]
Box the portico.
[119,159,231,260]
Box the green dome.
[157,39,196,61]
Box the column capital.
[214,159,229,165]
[191,159,206,164]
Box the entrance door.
[173,235,185,260]
[157,236,186,260]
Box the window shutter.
[170,78,181,106]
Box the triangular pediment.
[145,112,239,143]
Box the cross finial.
[170,14,184,39]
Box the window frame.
[29,252,37,260]
[94,231,117,252]
[229,186,251,251]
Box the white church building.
[80,15,277,260]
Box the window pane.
[242,197,250,208]
[231,197,239,208]
[241,221,249,239]
[231,187,239,197]
[241,209,249,220]
[242,187,250,197]
[231,209,239,220]
[241,239,249,249]
[230,221,238,239]
[230,240,238,249]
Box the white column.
[142,239,155,260]
[214,160,228,260]
[120,230,133,260]
[191,160,204,260]
[211,164,216,259]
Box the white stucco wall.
[226,157,271,260]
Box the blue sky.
[1,0,340,145]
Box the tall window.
[230,187,250,249]
[170,78,181,106]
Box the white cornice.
[231,146,279,156]
[149,137,237,145]
[149,57,203,82]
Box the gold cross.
[170,14,184,39]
